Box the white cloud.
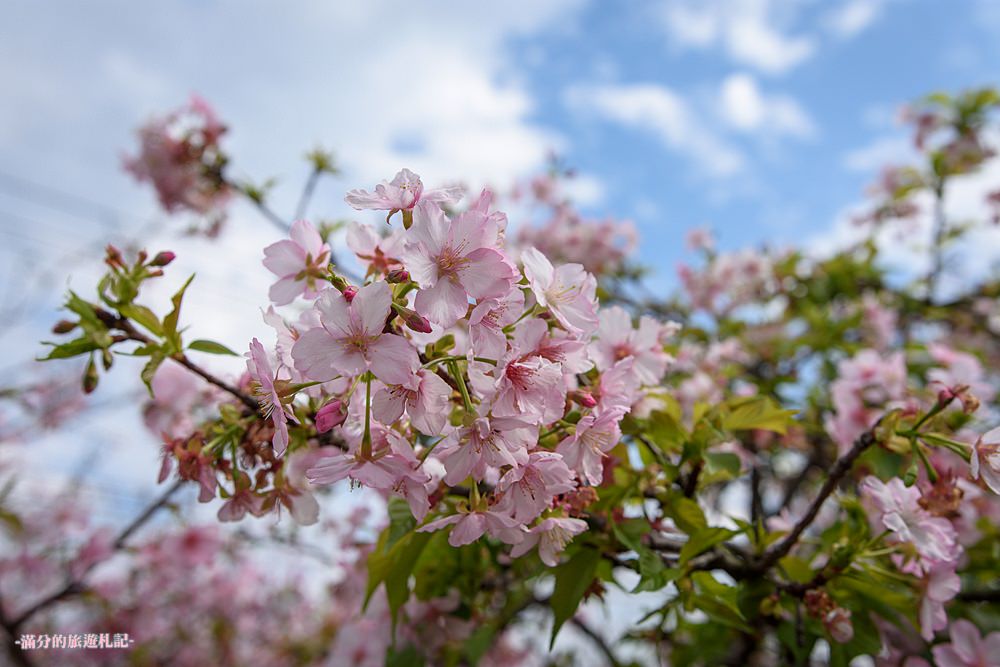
[841,135,913,172]
[658,0,816,75]
[565,82,745,177]
[811,135,1000,298]
[823,0,884,39]
[718,73,815,138]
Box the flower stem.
[449,360,474,412]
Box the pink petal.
[292,328,365,381]
[262,239,305,276]
[368,334,419,385]
[352,282,392,337]
[450,514,487,546]
[415,278,469,327]
[268,276,304,306]
[459,248,515,300]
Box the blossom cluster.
[241,169,677,564]
[123,95,230,223]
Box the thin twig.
[755,428,877,572]
[294,167,322,221]
[569,617,623,667]
[7,480,184,631]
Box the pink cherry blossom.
[305,428,420,491]
[557,407,626,485]
[345,168,463,213]
[932,619,1000,667]
[262,219,331,305]
[436,413,534,486]
[401,199,516,327]
[591,305,678,385]
[246,337,297,457]
[468,288,524,360]
[496,452,576,522]
[509,517,588,566]
[417,507,523,547]
[971,426,1000,494]
[291,282,419,385]
[345,221,406,276]
[480,322,568,425]
[521,247,598,337]
[123,95,230,217]
[861,476,960,569]
[372,368,452,436]
[919,564,960,641]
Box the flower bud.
[150,250,176,267]
[570,390,598,409]
[104,244,124,269]
[386,268,410,284]
[342,285,358,302]
[82,358,99,394]
[52,320,77,334]
[824,607,853,644]
[392,303,432,333]
[315,400,347,433]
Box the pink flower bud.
[571,390,598,408]
[386,268,410,283]
[403,310,433,334]
[315,400,347,433]
[342,285,358,302]
[150,250,176,267]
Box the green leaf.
[664,495,708,535]
[721,396,798,435]
[550,547,600,647]
[365,527,433,630]
[385,645,425,667]
[679,527,738,565]
[704,452,742,478]
[386,496,416,548]
[119,303,163,337]
[162,274,195,353]
[187,339,239,356]
[613,521,675,592]
[140,350,166,396]
[38,337,99,360]
[690,572,753,633]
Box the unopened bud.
[52,320,77,334]
[150,250,176,267]
[137,249,148,264]
[104,245,124,269]
[315,400,347,433]
[342,285,358,302]
[398,307,432,333]
[386,268,410,284]
[571,390,598,408]
[82,358,99,394]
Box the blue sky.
[3,0,998,299]
[2,0,1000,500]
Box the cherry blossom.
[262,219,331,305]
[521,246,598,336]
[291,282,419,385]
[401,199,516,327]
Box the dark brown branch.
[754,428,877,572]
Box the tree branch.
[569,617,623,667]
[7,480,184,631]
[754,428,877,572]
